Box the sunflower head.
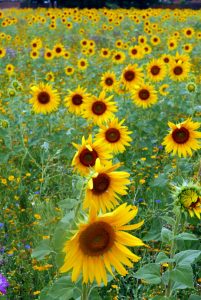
[29,82,60,114]
[173,182,201,219]
[60,203,144,285]
[72,135,112,176]
[162,118,201,157]
[121,64,143,90]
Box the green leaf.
[189,295,201,300]
[170,265,194,289]
[161,227,173,243]
[155,252,175,264]
[174,250,201,266]
[175,233,198,241]
[133,263,161,284]
[151,296,176,300]
[58,198,77,210]
[40,276,80,300]
[31,240,52,260]
[89,288,102,300]
[160,216,176,227]
[151,173,168,188]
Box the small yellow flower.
[139,179,146,184]
[33,291,41,295]
[8,175,15,181]
[42,236,50,240]
[1,178,7,185]
[141,157,146,161]
[34,214,41,220]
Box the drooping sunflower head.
[162,118,201,157]
[100,72,117,92]
[83,158,130,213]
[82,91,118,125]
[121,64,143,90]
[64,86,90,115]
[174,182,201,219]
[147,59,166,82]
[131,83,158,109]
[29,82,60,114]
[95,118,132,154]
[60,203,144,285]
[72,135,112,176]
[0,47,6,58]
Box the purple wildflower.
[0,274,9,295]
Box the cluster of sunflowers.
[0,6,201,299]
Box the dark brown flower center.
[47,52,51,57]
[190,197,201,209]
[105,128,120,143]
[124,70,135,81]
[80,61,86,67]
[92,101,106,115]
[79,221,115,256]
[186,30,191,35]
[151,65,160,75]
[173,66,183,75]
[139,89,150,100]
[32,43,37,48]
[79,148,98,167]
[115,54,121,60]
[131,49,137,55]
[37,91,50,104]
[56,47,62,53]
[92,173,110,194]
[164,57,169,63]
[103,50,108,55]
[105,77,113,86]
[72,94,83,105]
[172,127,190,144]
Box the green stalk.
[81,283,89,300]
[165,209,181,297]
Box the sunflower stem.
[81,283,89,300]
[165,208,181,297]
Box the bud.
[186,82,197,93]
[173,182,201,219]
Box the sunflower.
[44,49,54,60]
[138,35,147,45]
[131,83,158,109]
[60,203,144,285]
[0,47,6,58]
[78,58,88,70]
[82,91,117,125]
[162,118,201,157]
[112,51,126,64]
[29,83,60,114]
[64,86,90,115]
[168,38,177,51]
[150,35,160,46]
[45,71,55,82]
[95,118,132,154]
[159,84,169,96]
[128,45,144,59]
[174,183,201,219]
[5,64,15,75]
[83,159,130,213]
[100,48,111,58]
[169,60,190,82]
[65,66,74,76]
[121,64,143,90]
[30,50,39,59]
[161,54,172,65]
[72,135,112,176]
[30,38,42,49]
[100,72,117,92]
[143,44,152,55]
[147,59,166,82]
[183,27,195,38]
[53,43,65,57]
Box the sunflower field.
[0,6,201,300]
